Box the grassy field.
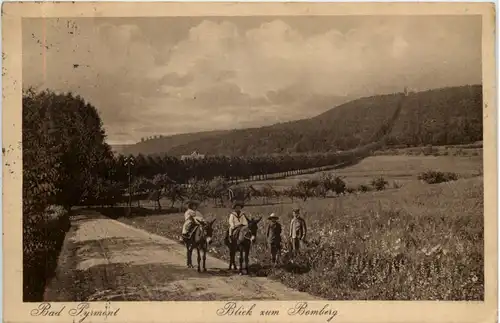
[116,155,484,300]
[247,155,483,190]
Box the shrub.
[371,177,389,191]
[23,206,70,301]
[418,171,459,184]
[358,184,371,193]
[346,187,356,194]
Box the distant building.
[181,151,206,161]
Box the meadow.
[245,155,482,190]
[117,155,484,300]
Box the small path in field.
[44,210,320,301]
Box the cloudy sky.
[23,15,482,144]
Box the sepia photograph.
[2,2,497,323]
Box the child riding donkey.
[180,200,206,242]
[225,200,250,244]
[225,200,262,274]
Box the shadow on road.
[49,261,248,301]
[45,232,244,302]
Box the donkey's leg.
[244,249,250,275]
[197,248,202,272]
[239,249,244,274]
[187,246,193,268]
[190,247,195,268]
[202,248,207,272]
[229,246,235,270]
[231,248,237,270]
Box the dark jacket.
[266,222,282,246]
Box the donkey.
[185,219,216,272]
[225,217,262,275]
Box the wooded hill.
[119,85,482,156]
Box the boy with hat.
[226,200,249,244]
[266,213,282,266]
[289,206,307,256]
[181,200,205,242]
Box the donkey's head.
[202,219,216,245]
[247,216,262,243]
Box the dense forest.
[119,85,482,156]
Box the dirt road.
[44,210,320,301]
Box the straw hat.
[268,213,279,220]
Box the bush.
[418,171,459,184]
[23,206,70,301]
[371,177,389,191]
[346,187,356,194]
[358,184,371,193]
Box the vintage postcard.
[2,1,497,323]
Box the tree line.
[113,151,363,184]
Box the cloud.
[23,19,163,143]
[23,16,481,144]
[159,73,193,87]
[156,17,481,100]
[194,82,269,108]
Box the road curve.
[44,210,320,301]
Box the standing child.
[289,207,307,256]
[266,213,282,266]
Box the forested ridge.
[119,85,482,156]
